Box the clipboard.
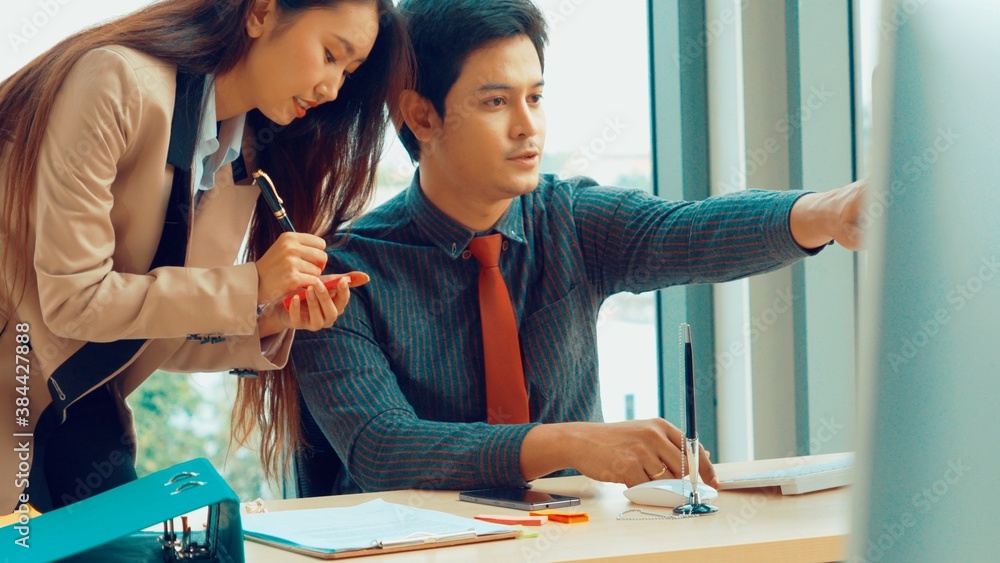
[246,528,521,560]
[242,499,521,560]
[1,458,243,562]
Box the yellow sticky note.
[512,525,541,539]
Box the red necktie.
[467,234,530,424]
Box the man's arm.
[292,292,539,492]
[295,290,721,490]
[570,178,866,296]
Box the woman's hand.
[258,275,352,336]
[254,233,355,336]
[254,232,329,304]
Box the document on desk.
[243,499,518,558]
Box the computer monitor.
[853,1,1000,560]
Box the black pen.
[675,323,717,515]
[683,323,697,442]
[681,323,700,492]
[252,169,296,232]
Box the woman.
[0,0,411,511]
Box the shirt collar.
[405,169,526,259]
[194,77,246,191]
[197,77,218,148]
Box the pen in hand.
[253,169,296,233]
[253,168,306,310]
[252,168,371,312]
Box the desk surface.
[245,453,852,563]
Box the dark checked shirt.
[292,172,817,494]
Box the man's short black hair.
[397,0,549,161]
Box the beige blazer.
[0,46,293,510]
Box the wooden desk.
[245,453,851,562]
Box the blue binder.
[0,458,243,562]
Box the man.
[290,0,865,495]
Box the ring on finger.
[648,464,668,480]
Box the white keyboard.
[717,455,853,495]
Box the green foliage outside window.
[126,370,279,501]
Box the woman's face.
[244,1,379,125]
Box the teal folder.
[0,458,243,562]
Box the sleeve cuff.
[228,328,294,377]
[766,191,826,261]
[478,422,541,487]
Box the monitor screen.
[853,1,1000,560]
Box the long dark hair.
[0,0,413,481]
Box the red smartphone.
[282,271,370,310]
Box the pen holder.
[672,492,719,516]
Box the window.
[681,1,864,460]
[529,0,659,423]
[858,0,882,176]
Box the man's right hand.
[520,419,718,489]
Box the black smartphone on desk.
[459,488,581,510]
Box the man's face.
[425,34,547,203]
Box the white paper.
[242,499,513,553]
